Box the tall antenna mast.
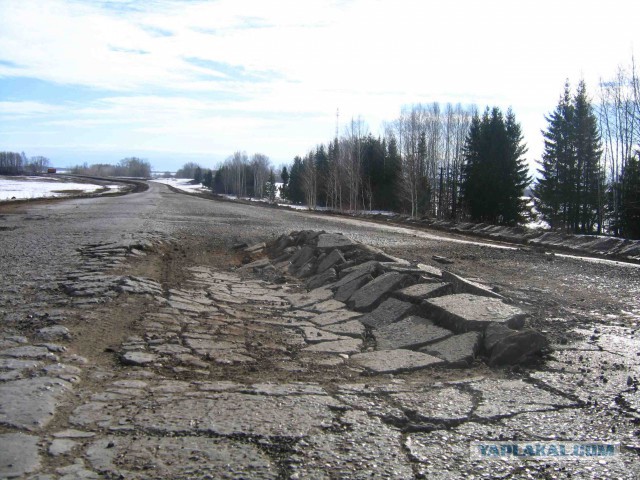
[335,108,339,140]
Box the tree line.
[597,59,640,238]
[0,152,51,175]
[535,58,639,239]
[69,157,152,178]
[277,103,530,227]
[274,60,639,239]
[208,151,275,199]
[189,64,637,240]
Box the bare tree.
[0,151,25,175]
[395,105,423,217]
[302,151,317,208]
[326,138,343,210]
[598,58,640,233]
[27,156,50,174]
[251,153,270,198]
[342,117,367,211]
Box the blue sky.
[0,0,638,172]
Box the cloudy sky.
[0,0,638,172]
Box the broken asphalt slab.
[423,293,527,332]
[351,349,444,373]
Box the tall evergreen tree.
[384,137,401,211]
[573,80,604,233]
[535,80,603,233]
[535,82,574,229]
[503,109,531,223]
[202,169,213,190]
[266,168,277,203]
[286,156,305,204]
[194,166,203,184]
[279,166,289,199]
[461,112,485,221]
[621,155,640,239]
[462,107,530,224]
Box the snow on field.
[151,178,210,194]
[0,176,123,201]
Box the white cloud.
[0,0,638,167]
[0,100,61,115]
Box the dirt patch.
[63,237,244,368]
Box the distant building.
[47,168,57,174]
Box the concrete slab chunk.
[296,259,317,278]
[359,298,415,329]
[36,325,72,341]
[294,411,413,479]
[488,329,549,365]
[316,249,345,273]
[286,288,333,309]
[86,435,277,479]
[394,282,453,302]
[323,320,366,338]
[301,327,345,344]
[0,433,41,478]
[289,246,316,270]
[334,274,373,303]
[442,271,504,299]
[348,272,409,311]
[309,310,362,327]
[303,338,363,354]
[239,258,271,270]
[420,331,481,365]
[337,260,380,278]
[317,233,355,250]
[305,268,337,290]
[392,387,475,421]
[351,349,444,373]
[484,323,516,351]
[417,263,443,278]
[304,299,344,313]
[121,351,158,366]
[0,377,72,430]
[244,242,266,253]
[132,393,341,437]
[423,294,526,332]
[49,438,78,456]
[333,264,376,288]
[375,316,453,350]
[471,378,577,419]
[0,345,58,361]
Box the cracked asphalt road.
[1,181,639,479]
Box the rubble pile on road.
[243,230,552,370]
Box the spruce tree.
[621,155,640,239]
[194,166,203,184]
[286,156,305,204]
[535,82,575,230]
[462,107,529,224]
[572,80,604,233]
[385,137,401,211]
[461,112,484,221]
[535,80,603,233]
[503,109,531,224]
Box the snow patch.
[151,178,209,194]
[0,177,115,200]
